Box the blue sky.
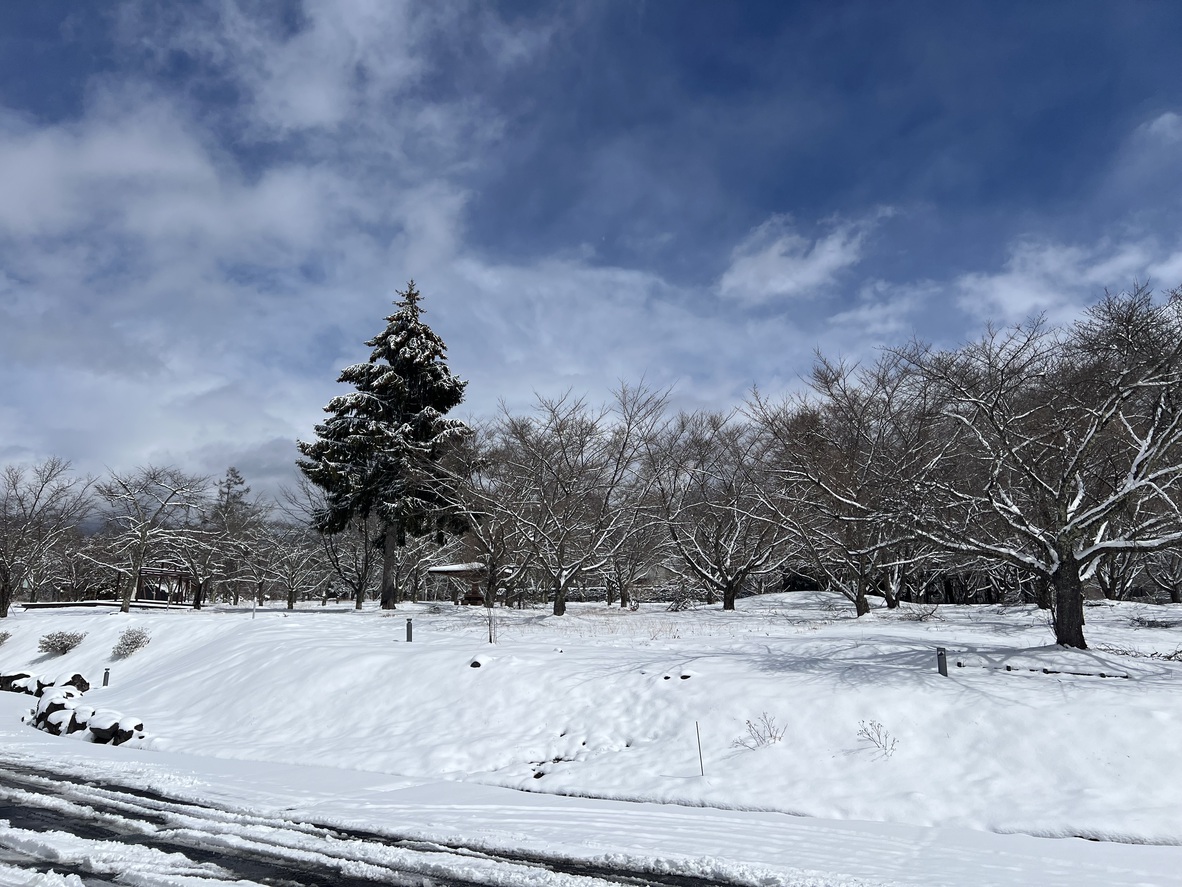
[1,1,1180,492]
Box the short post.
[936,647,948,677]
[695,721,705,776]
[103,668,110,688]
[406,618,413,643]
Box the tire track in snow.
[0,764,781,887]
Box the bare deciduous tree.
[502,386,666,616]
[1146,550,1182,604]
[283,478,378,608]
[751,353,941,616]
[433,420,535,608]
[901,286,1182,648]
[0,458,92,618]
[651,411,791,611]
[92,466,208,613]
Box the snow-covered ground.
[2,592,1181,885]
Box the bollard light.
[936,647,948,677]
[406,618,413,643]
[103,668,110,687]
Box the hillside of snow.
[2,592,1181,847]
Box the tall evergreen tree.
[297,281,468,609]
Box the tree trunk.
[287,585,296,609]
[854,584,871,617]
[193,580,205,611]
[722,584,736,611]
[619,586,630,609]
[0,577,11,618]
[1051,559,1087,649]
[120,567,137,614]
[552,580,566,616]
[380,526,399,610]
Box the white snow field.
[1,592,1181,885]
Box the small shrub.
[1130,615,1182,629]
[1096,643,1182,661]
[38,631,87,655]
[0,630,10,647]
[732,712,786,749]
[112,627,151,659]
[897,603,942,622]
[857,719,898,760]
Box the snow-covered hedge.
[112,627,151,659]
[38,631,87,655]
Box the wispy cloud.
[955,235,1182,325]
[717,212,889,303]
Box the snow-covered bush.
[38,631,87,655]
[112,627,151,659]
[0,630,10,647]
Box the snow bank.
[1,594,1180,844]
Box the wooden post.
[936,647,948,677]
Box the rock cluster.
[1,670,146,746]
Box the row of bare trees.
[0,464,331,617]
[3,286,1180,649]
[433,286,1182,648]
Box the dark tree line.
[4,283,1180,651]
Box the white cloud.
[953,109,1182,327]
[119,0,428,137]
[717,212,888,303]
[826,279,935,339]
[1143,111,1182,143]
[955,235,1180,324]
[1094,110,1182,218]
[4,5,1178,499]
[1149,250,1182,285]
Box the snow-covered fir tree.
[297,281,468,609]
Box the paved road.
[0,764,728,887]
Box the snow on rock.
[83,708,145,745]
[0,671,32,692]
[3,669,146,745]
